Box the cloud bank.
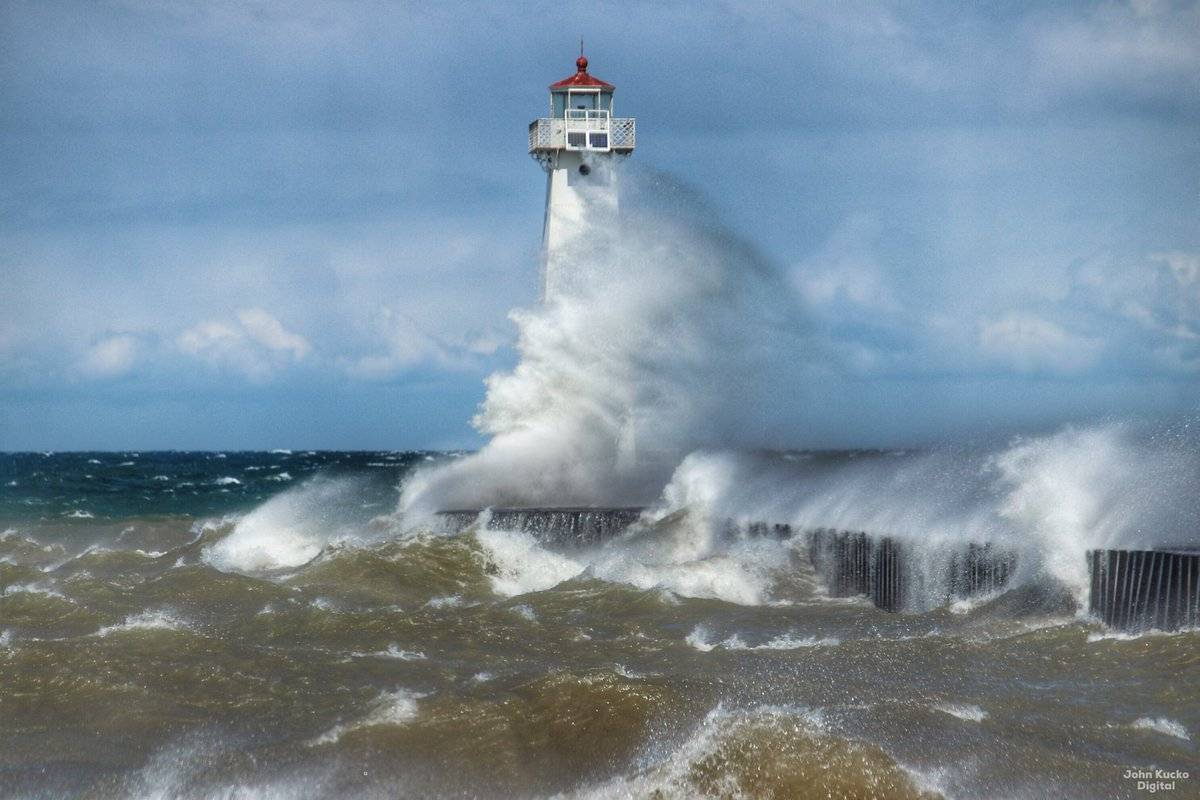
[0,0,1196,448]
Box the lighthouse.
[529,52,636,301]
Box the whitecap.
[685,625,717,652]
[213,476,241,486]
[510,603,538,622]
[201,479,360,573]
[382,644,427,661]
[95,609,188,638]
[310,688,425,745]
[1087,627,1195,643]
[688,626,839,652]
[476,528,584,597]
[266,472,293,482]
[1131,717,1190,740]
[2,582,68,600]
[934,703,988,722]
[721,632,841,651]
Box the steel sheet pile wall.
[435,507,644,546]
[947,543,1016,600]
[808,529,1016,613]
[1089,549,1200,631]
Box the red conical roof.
[549,55,615,90]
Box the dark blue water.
[0,451,441,522]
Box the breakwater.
[435,508,1196,631]
[1088,548,1200,632]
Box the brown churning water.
[1,451,1197,799]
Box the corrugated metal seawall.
[434,508,1196,631]
[1088,548,1200,632]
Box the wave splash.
[400,166,806,516]
[653,421,1199,604]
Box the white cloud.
[177,308,309,381]
[341,309,444,380]
[340,308,506,380]
[236,308,310,360]
[1026,0,1200,109]
[791,215,901,313]
[979,312,1102,374]
[79,334,139,378]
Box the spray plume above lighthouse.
[529,50,636,301]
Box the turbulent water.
[2,448,1197,799]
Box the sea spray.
[651,421,1200,606]
[399,166,807,515]
[202,476,375,573]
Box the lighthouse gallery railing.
[529,117,636,153]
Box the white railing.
[529,117,636,152]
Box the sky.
[1,0,1197,451]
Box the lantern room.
[530,54,635,156]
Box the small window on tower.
[567,132,587,149]
[589,133,608,149]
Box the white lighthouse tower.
[529,51,636,301]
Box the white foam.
[510,603,538,622]
[202,479,362,574]
[476,528,584,597]
[688,626,839,652]
[214,476,241,486]
[685,625,717,652]
[1087,627,1196,642]
[472,511,794,606]
[95,609,188,638]
[1131,717,1190,740]
[382,644,426,661]
[934,703,989,723]
[3,582,68,600]
[721,632,841,650]
[311,688,425,745]
[64,510,94,519]
[266,472,293,482]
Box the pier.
[436,508,1197,631]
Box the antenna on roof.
[580,37,584,57]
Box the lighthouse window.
[589,133,608,149]
[567,131,587,148]
[569,92,597,110]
